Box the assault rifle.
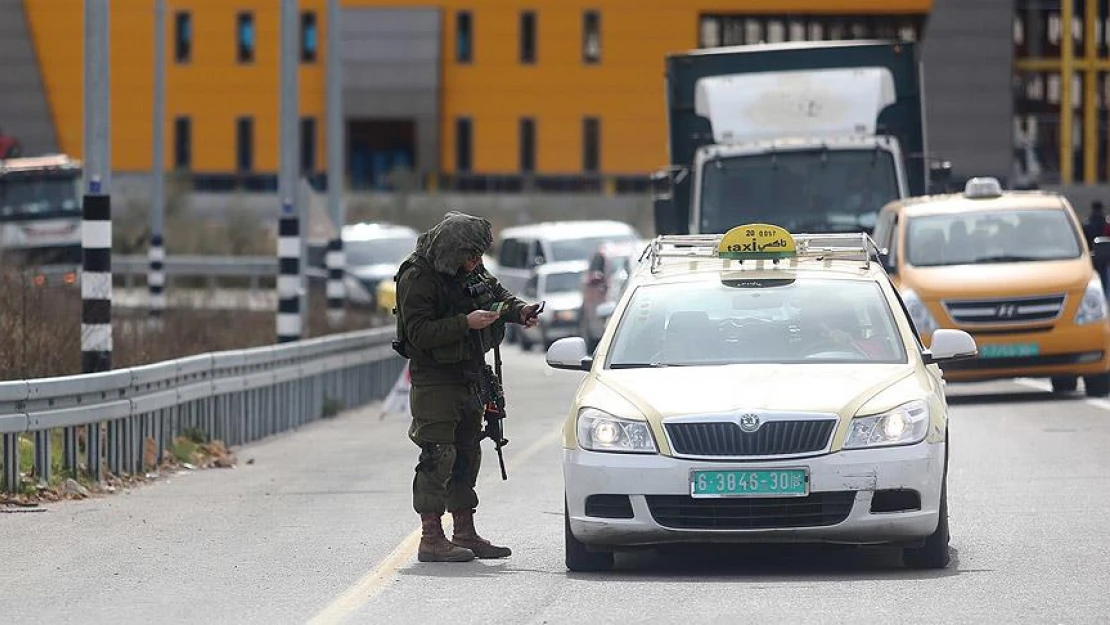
[478,343,509,480]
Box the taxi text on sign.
[718,223,797,260]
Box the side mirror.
[546,337,593,371]
[878,248,897,275]
[922,328,977,364]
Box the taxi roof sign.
[718,224,796,260]
[647,224,881,274]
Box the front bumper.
[564,441,945,548]
[926,323,1110,382]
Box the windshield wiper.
[972,254,1044,263]
[609,362,675,369]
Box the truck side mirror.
[878,248,897,275]
[651,168,682,235]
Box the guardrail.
[0,327,404,493]
[113,255,328,290]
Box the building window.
[697,14,924,48]
[236,117,253,173]
[455,117,472,172]
[300,117,316,174]
[582,117,600,172]
[583,11,600,64]
[520,11,536,64]
[237,12,255,64]
[301,11,318,63]
[519,117,535,172]
[173,116,191,170]
[174,11,191,63]
[456,11,473,63]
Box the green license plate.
[978,343,1040,359]
[690,469,809,498]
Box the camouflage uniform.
[394,212,530,562]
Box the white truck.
[651,40,950,236]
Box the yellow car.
[546,224,977,572]
[872,177,1110,396]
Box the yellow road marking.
[306,425,563,625]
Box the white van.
[495,220,641,295]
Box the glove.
[520,303,542,327]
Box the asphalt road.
[3,345,1109,624]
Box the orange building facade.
[21,0,932,191]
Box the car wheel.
[1051,376,1078,393]
[519,332,534,352]
[565,499,614,572]
[903,456,951,569]
[1083,372,1110,397]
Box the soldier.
[393,211,541,563]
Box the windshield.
[543,271,585,294]
[549,234,638,262]
[607,278,907,367]
[905,209,1082,267]
[344,235,417,266]
[0,173,81,218]
[698,149,899,234]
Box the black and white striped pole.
[73,0,112,484]
[278,202,302,343]
[149,0,166,325]
[277,0,301,342]
[149,234,165,320]
[325,0,346,327]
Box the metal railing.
[113,255,328,290]
[0,327,404,493]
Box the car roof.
[342,222,419,241]
[499,220,638,240]
[887,190,1069,218]
[535,260,590,275]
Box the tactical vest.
[392,255,506,365]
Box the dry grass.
[0,269,387,380]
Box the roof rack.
[646,230,883,274]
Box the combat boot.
[418,513,475,562]
[450,508,512,559]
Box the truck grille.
[942,294,1066,325]
[665,419,835,458]
[646,492,856,529]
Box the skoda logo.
[738,413,761,433]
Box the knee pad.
[416,443,453,474]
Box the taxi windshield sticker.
[718,224,797,260]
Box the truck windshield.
[698,149,899,235]
[0,173,81,219]
[905,209,1083,267]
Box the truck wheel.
[565,499,614,572]
[903,475,951,569]
[1051,376,1078,393]
[1083,372,1110,397]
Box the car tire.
[1050,376,1078,393]
[1083,372,1110,397]
[565,499,614,572]
[519,333,534,352]
[903,454,951,570]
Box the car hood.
[900,258,1091,300]
[591,363,917,419]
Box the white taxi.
[546,224,977,572]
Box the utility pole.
[277,0,302,343]
[150,0,167,325]
[79,0,112,484]
[325,0,346,327]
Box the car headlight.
[576,408,657,454]
[901,288,938,335]
[843,399,930,450]
[1074,274,1109,325]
